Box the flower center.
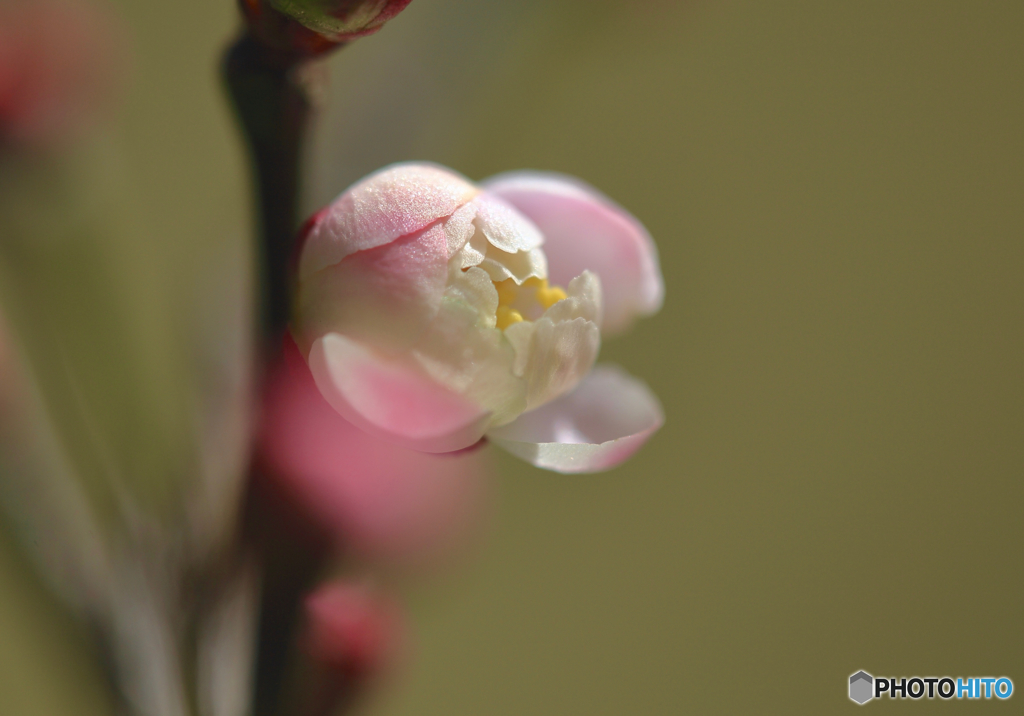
[493,277,568,330]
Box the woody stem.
[223,29,313,352]
[222,26,326,716]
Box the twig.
[223,30,316,350]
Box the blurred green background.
[2,0,1022,714]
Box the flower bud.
[0,0,121,149]
[303,581,404,681]
[240,0,412,57]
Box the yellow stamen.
[536,284,568,309]
[495,305,524,330]
[495,278,518,306]
[491,276,567,328]
[525,278,568,309]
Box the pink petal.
[486,365,663,473]
[259,345,488,565]
[295,221,449,354]
[308,333,491,453]
[299,162,479,279]
[482,172,663,335]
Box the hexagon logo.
[849,671,873,704]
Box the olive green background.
[1,0,1022,714]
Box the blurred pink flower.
[293,163,665,473]
[257,338,488,566]
[0,0,121,148]
[303,581,404,680]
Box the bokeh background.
[2,0,1023,713]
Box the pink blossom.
[294,163,664,473]
[257,339,488,566]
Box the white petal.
[411,292,527,428]
[542,270,602,325]
[502,271,603,412]
[478,246,547,284]
[487,365,663,473]
[522,317,600,411]
[308,333,491,453]
[472,194,544,253]
[503,320,534,377]
[444,265,498,326]
[452,230,489,271]
[444,202,478,258]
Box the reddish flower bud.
[0,0,121,148]
[303,582,404,681]
[240,0,412,58]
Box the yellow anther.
[495,279,518,306]
[492,276,566,325]
[495,305,524,330]
[536,283,568,309]
[518,277,567,308]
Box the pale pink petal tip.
[482,171,664,336]
[486,365,663,473]
[304,582,404,680]
[308,333,491,453]
[299,162,479,279]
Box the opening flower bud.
[240,0,413,56]
[271,0,412,40]
[295,163,666,473]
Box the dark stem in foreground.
[223,31,313,348]
[222,28,340,716]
